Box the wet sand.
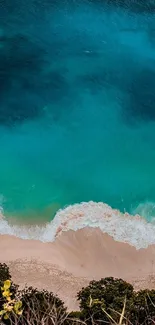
[1,227,155,311]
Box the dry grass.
[0,299,128,325]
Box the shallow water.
[0,0,155,223]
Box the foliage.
[131,289,155,324]
[77,277,134,323]
[0,263,17,309]
[67,310,84,324]
[0,280,22,322]
[0,264,155,324]
[68,311,83,319]
[0,264,11,283]
[0,264,18,322]
[77,278,155,324]
[18,286,67,325]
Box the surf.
[0,201,155,249]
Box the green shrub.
[78,278,155,324]
[0,263,11,283]
[132,289,155,324]
[0,280,22,324]
[1,264,155,325]
[68,311,83,319]
[0,264,18,323]
[18,287,67,325]
[77,277,134,324]
[67,311,84,324]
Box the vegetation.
[77,277,155,324]
[0,263,155,324]
[0,280,22,321]
[77,277,134,323]
[0,264,11,283]
[18,287,67,325]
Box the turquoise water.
[1,0,155,222]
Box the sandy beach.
[1,227,155,311]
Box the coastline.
[1,201,155,248]
[1,227,155,311]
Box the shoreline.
[1,201,155,248]
[1,227,155,311]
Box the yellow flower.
[14,301,22,315]
[17,310,22,315]
[3,280,11,291]
[4,313,9,320]
[3,303,9,310]
[6,297,11,302]
[6,305,13,312]
[2,290,10,298]
[0,310,5,316]
[0,280,23,320]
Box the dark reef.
[0,33,69,125]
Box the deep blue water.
[1,0,155,222]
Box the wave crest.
[0,201,155,249]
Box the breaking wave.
[0,201,155,249]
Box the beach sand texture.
[1,226,155,311]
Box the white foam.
[0,201,155,249]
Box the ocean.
[0,0,155,229]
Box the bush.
[0,280,22,323]
[1,264,155,325]
[68,311,83,319]
[67,310,84,323]
[132,289,155,325]
[0,263,11,283]
[77,277,135,324]
[78,278,155,324]
[0,264,18,322]
[18,287,67,325]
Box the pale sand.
[0,227,155,311]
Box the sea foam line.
[0,201,155,249]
